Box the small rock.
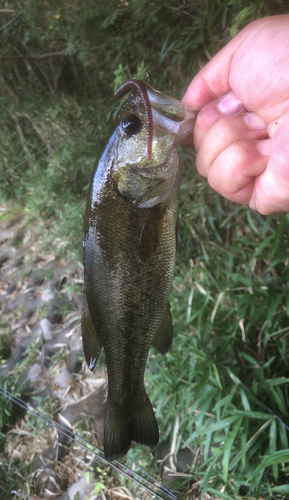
[14,254,25,267]
[11,227,25,244]
[26,270,46,289]
[67,349,83,374]
[66,474,98,500]
[33,440,58,472]
[30,388,51,407]
[176,447,195,472]
[0,291,8,303]
[71,288,83,313]
[40,318,54,340]
[42,320,78,367]
[46,297,71,324]
[155,438,171,467]
[21,295,42,320]
[69,330,82,351]
[26,363,42,384]
[58,493,70,500]
[7,279,18,294]
[5,214,25,229]
[0,247,10,266]
[54,368,71,388]
[52,267,68,291]
[12,324,42,363]
[3,293,25,314]
[0,229,14,244]
[41,288,54,303]
[14,326,28,345]
[162,467,181,491]
[62,386,106,446]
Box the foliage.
[0,378,56,498]
[0,375,24,449]
[0,460,24,500]
[1,0,289,498]
[0,0,286,249]
[0,0,285,99]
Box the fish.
[82,79,196,461]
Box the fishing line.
[0,386,179,500]
[227,370,289,433]
[0,387,178,500]
[0,102,119,178]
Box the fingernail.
[244,113,267,130]
[256,139,270,156]
[217,91,247,115]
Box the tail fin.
[104,392,159,461]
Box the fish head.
[109,80,197,208]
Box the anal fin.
[152,302,174,355]
[81,293,102,371]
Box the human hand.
[182,15,289,215]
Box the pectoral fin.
[81,294,102,371]
[138,205,166,261]
[152,302,174,355]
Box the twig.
[169,413,179,471]
[167,0,186,11]
[25,46,55,95]
[0,51,65,60]
[20,112,53,157]
[0,14,21,31]
[0,67,18,100]
[8,110,33,169]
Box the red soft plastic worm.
[114,79,153,160]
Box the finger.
[181,99,223,149]
[191,91,247,150]
[196,112,268,178]
[181,30,248,109]
[250,118,289,214]
[207,139,269,205]
[181,18,266,110]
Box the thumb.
[182,23,255,110]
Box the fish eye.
[121,114,142,136]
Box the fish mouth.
[145,84,197,143]
[151,107,196,142]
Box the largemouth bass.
[82,79,196,461]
